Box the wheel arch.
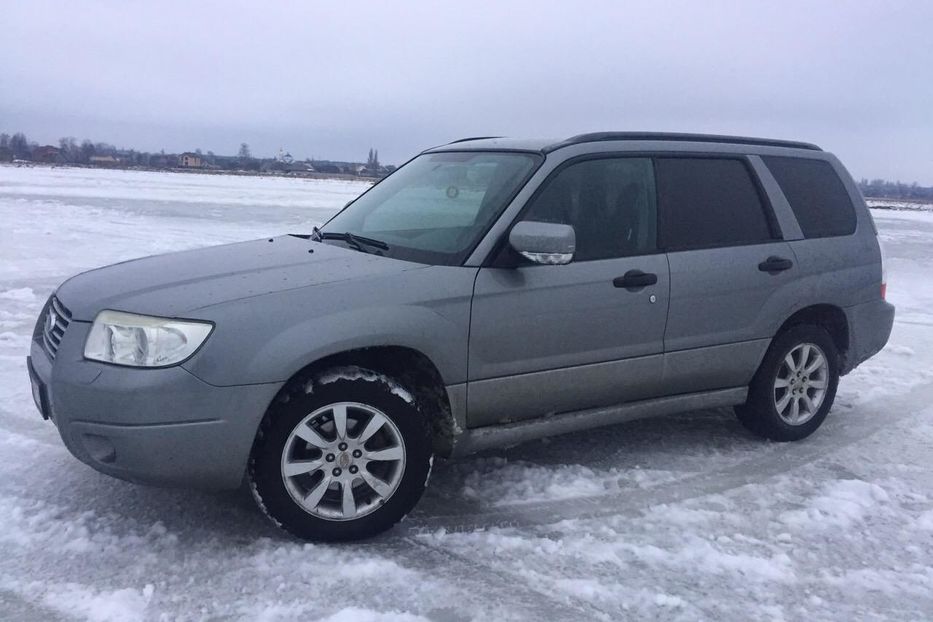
[262,345,459,457]
[775,304,850,372]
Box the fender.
[182,265,477,387]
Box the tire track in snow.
[402,377,933,534]
[381,537,614,622]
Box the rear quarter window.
[762,156,857,238]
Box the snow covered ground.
[1,165,931,621]
[867,198,933,212]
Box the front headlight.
[84,310,213,367]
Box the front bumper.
[843,298,895,374]
[29,319,283,490]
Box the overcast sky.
[3,1,932,183]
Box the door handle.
[613,270,658,290]
[758,256,794,273]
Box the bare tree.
[59,137,78,162]
[10,133,29,159]
[238,143,252,159]
[80,139,95,163]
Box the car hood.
[56,236,423,320]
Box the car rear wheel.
[736,325,840,442]
[249,368,433,541]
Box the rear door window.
[762,156,856,238]
[656,158,775,251]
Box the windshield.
[320,151,541,265]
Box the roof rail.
[447,136,503,144]
[545,132,821,153]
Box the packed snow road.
[1,166,931,622]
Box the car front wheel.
[249,368,432,541]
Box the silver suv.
[27,133,894,541]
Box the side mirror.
[508,221,575,265]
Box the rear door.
[761,155,875,307]
[656,156,799,394]
[467,157,669,427]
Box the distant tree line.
[0,130,394,178]
[2,130,926,192]
[858,178,933,202]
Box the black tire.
[736,325,840,442]
[249,368,433,541]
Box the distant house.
[89,155,120,167]
[285,162,315,173]
[149,154,177,168]
[179,152,203,168]
[312,163,342,174]
[260,159,286,173]
[32,145,61,163]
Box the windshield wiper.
[315,229,389,253]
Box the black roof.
[447,136,503,144]
[440,132,821,153]
[545,132,821,152]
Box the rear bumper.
[29,320,283,490]
[843,299,895,374]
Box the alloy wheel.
[280,402,406,521]
[773,342,829,425]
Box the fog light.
[82,433,116,464]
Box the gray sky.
[3,0,932,183]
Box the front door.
[467,157,669,427]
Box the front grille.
[39,296,72,359]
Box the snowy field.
[867,198,933,212]
[1,165,932,622]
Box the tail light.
[879,238,887,300]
